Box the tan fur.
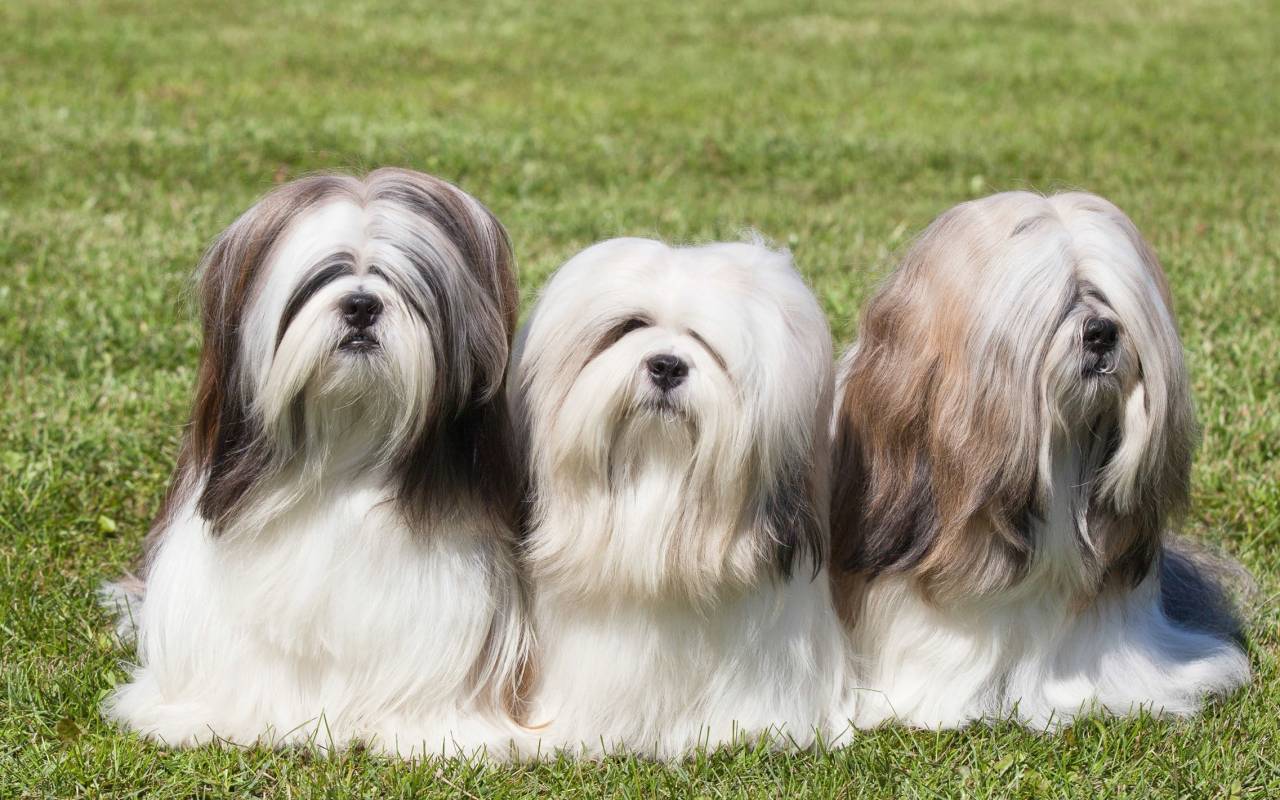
[832,191,1195,607]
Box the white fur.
[853,548,1250,729]
[105,179,527,758]
[107,485,521,756]
[512,238,853,758]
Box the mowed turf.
[1,0,1277,796]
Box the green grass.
[2,0,1277,796]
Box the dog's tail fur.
[1160,537,1254,646]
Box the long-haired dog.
[830,191,1250,729]
[510,238,851,758]
[104,169,529,756]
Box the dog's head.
[171,169,518,536]
[832,192,1194,602]
[512,238,833,599]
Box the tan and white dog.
[830,191,1250,729]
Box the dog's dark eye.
[587,317,653,364]
[617,317,650,337]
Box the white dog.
[829,191,1250,728]
[104,169,530,757]
[510,237,852,758]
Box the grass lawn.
[2,0,1277,796]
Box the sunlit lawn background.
[2,0,1277,796]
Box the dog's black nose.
[1083,317,1118,352]
[646,354,688,391]
[340,293,382,329]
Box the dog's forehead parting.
[265,199,368,280]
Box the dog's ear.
[365,168,518,414]
[831,413,939,582]
[394,392,521,533]
[830,208,1038,603]
[760,451,825,580]
[365,169,523,531]
[182,177,353,532]
[137,178,354,570]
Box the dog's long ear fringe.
[139,177,357,568]
[394,393,520,533]
[762,453,825,580]
[830,204,1037,603]
[198,177,358,530]
[365,168,522,532]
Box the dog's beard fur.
[512,238,851,758]
[831,191,1250,729]
[104,169,530,757]
[523,314,761,603]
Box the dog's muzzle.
[338,292,382,352]
[645,354,688,392]
[1082,317,1118,374]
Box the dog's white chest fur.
[107,484,516,755]
[853,446,1249,729]
[528,559,851,758]
[854,535,1250,730]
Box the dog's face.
[172,169,518,536]
[513,239,832,599]
[832,192,1194,601]
[242,198,437,460]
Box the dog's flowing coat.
[831,191,1249,728]
[105,169,529,756]
[511,238,851,758]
